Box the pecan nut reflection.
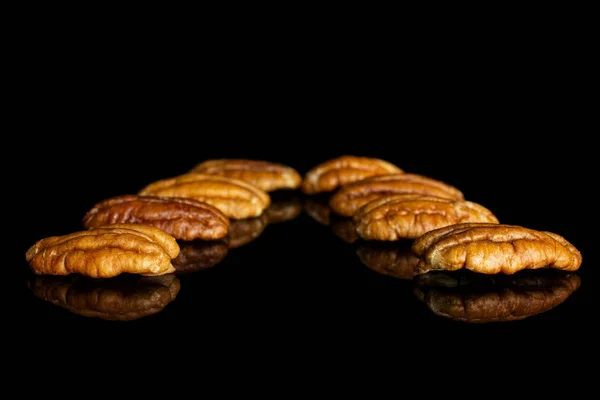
[265,196,302,224]
[28,274,180,321]
[172,240,229,273]
[227,213,269,248]
[357,241,421,280]
[413,270,581,323]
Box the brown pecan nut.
[413,270,581,323]
[354,195,498,241]
[190,159,302,192]
[25,224,180,278]
[83,195,229,241]
[357,242,421,280]
[28,274,180,321]
[138,173,271,219]
[330,173,464,217]
[265,196,302,224]
[173,240,229,273]
[227,213,269,248]
[412,223,582,275]
[301,156,403,194]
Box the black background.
[9,37,594,375]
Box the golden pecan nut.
[412,223,582,275]
[301,155,403,194]
[139,173,270,219]
[25,224,180,278]
[191,159,302,192]
[83,195,229,241]
[354,195,498,240]
[330,173,464,217]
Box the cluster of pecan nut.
[26,155,582,278]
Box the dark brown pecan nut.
[25,224,179,278]
[354,195,498,241]
[28,274,180,321]
[190,159,302,192]
[227,213,269,248]
[83,195,229,241]
[172,240,229,273]
[357,242,421,280]
[412,223,582,275]
[301,156,403,195]
[413,270,581,322]
[330,173,464,217]
[139,173,271,219]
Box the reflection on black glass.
[357,241,421,280]
[266,196,302,224]
[28,274,180,321]
[227,213,268,249]
[303,196,359,243]
[173,240,229,273]
[413,270,581,323]
[302,196,331,226]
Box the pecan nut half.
[413,270,581,322]
[227,213,268,248]
[330,173,464,217]
[357,242,421,280]
[138,173,271,219]
[83,195,229,241]
[412,223,582,275]
[190,159,302,192]
[173,240,229,273]
[354,195,498,240]
[25,224,180,278]
[28,274,180,321]
[301,156,403,194]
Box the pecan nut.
[138,173,271,219]
[301,156,403,194]
[412,223,582,274]
[28,274,180,321]
[354,195,498,240]
[83,195,229,241]
[173,240,229,273]
[330,218,360,244]
[190,159,302,192]
[25,224,180,278]
[357,242,421,280]
[330,173,464,217]
[414,270,581,322]
[227,213,269,248]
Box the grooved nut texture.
[412,223,582,274]
[191,159,302,192]
[83,195,230,241]
[138,173,271,219]
[301,156,403,194]
[25,224,180,278]
[330,173,464,217]
[354,195,498,240]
